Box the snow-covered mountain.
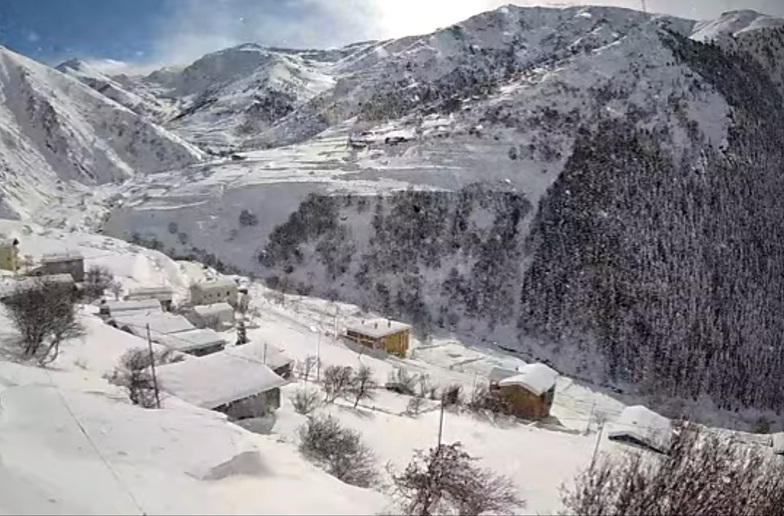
[0,45,203,220]
[97,5,784,414]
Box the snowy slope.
[691,10,784,42]
[0,45,203,220]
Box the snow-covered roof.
[193,303,235,317]
[127,286,174,298]
[498,363,558,396]
[41,251,83,263]
[103,299,162,313]
[156,353,287,409]
[607,405,673,454]
[489,366,519,383]
[158,328,226,352]
[113,312,195,337]
[227,342,294,370]
[191,279,238,292]
[346,318,412,339]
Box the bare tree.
[106,349,161,408]
[291,386,321,415]
[298,414,377,487]
[351,365,377,408]
[109,281,123,301]
[83,265,115,301]
[297,355,319,381]
[387,368,418,395]
[236,317,249,345]
[323,365,354,403]
[2,279,83,363]
[561,423,784,516]
[392,442,523,515]
[406,395,425,417]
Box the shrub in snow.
[82,265,115,301]
[296,355,320,382]
[291,387,321,415]
[391,442,523,515]
[467,384,509,415]
[298,414,377,487]
[239,209,259,227]
[108,281,123,301]
[2,278,83,364]
[562,423,784,515]
[322,365,354,403]
[386,368,417,396]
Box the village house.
[490,363,559,421]
[157,328,227,357]
[126,286,174,311]
[345,318,412,358]
[228,341,294,379]
[99,299,163,319]
[607,405,673,454]
[189,278,238,307]
[187,302,235,329]
[0,238,19,272]
[155,353,287,420]
[36,251,85,282]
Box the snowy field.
[0,221,776,514]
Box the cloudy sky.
[1,0,782,70]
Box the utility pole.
[641,0,647,14]
[316,312,323,382]
[585,400,596,435]
[590,419,605,472]
[146,324,161,409]
[437,397,446,449]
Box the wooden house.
[345,318,412,358]
[0,238,19,272]
[492,363,558,421]
[156,353,287,420]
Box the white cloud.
[142,0,784,67]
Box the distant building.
[156,353,287,420]
[157,328,227,357]
[189,278,238,307]
[187,302,235,329]
[607,405,673,455]
[126,286,174,311]
[0,238,19,272]
[228,341,294,379]
[38,251,84,282]
[345,318,412,358]
[771,432,784,455]
[99,299,163,318]
[491,363,559,421]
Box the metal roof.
[41,251,83,263]
[157,328,226,352]
[227,342,293,370]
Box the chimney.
[374,322,378,329]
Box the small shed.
[157,328,226,357]
[228,342,294,379]
[156,353,287,420]
[111,312,195,340]
[39,251,85,282]
[188,302,235,329]
[99,299,163,318]
[126,286,174,311]
[494,363,559,421]
[608,405,673,454]
[189,278,239,307]
[345,318,412,358]
[0,238,20,272]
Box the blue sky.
[1,0,783,70]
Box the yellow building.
[345,318,412,358]
[0,238,19,272]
